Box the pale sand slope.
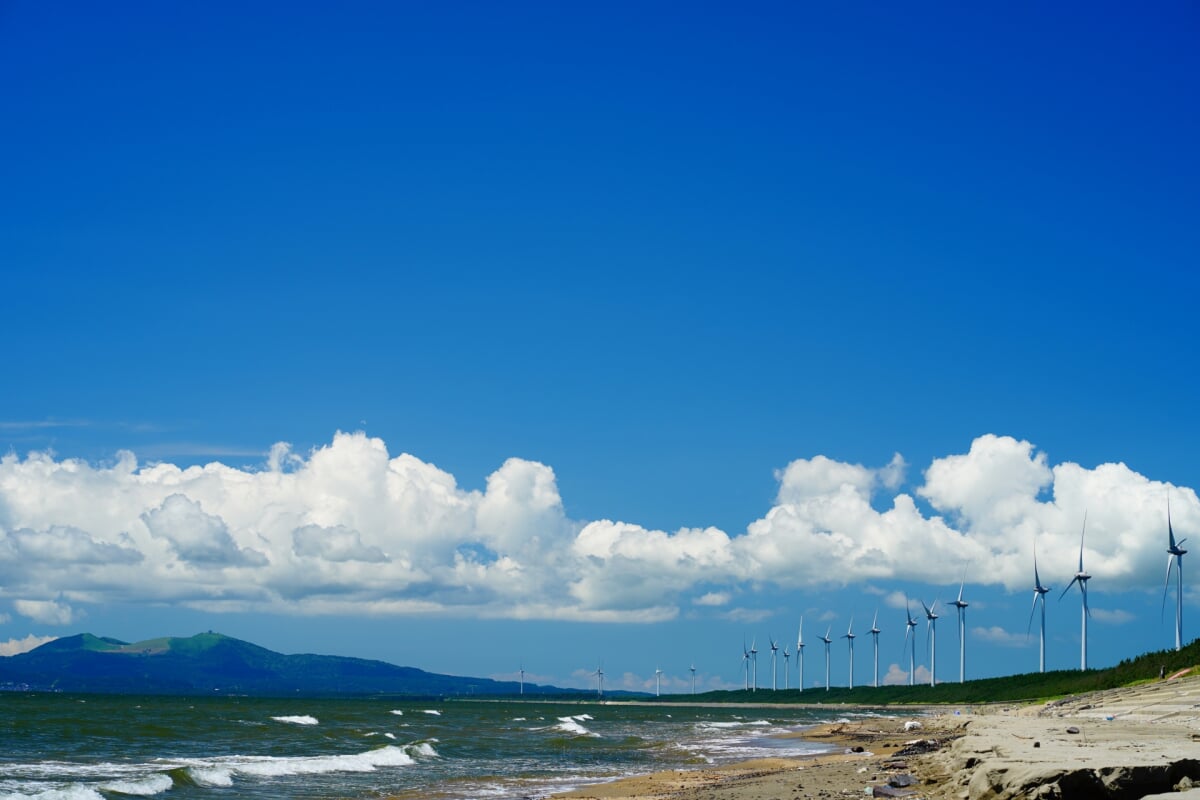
[921,674,1200,799]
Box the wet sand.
[551,674,1200,800]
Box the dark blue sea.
[0,693,885,799]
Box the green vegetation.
[677,638,1200,705]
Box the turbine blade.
[1079,511,1088,572]
[1059,575,1079,601]
[1164,555,1177,620]
[1027,592,1040,635]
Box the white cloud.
[972,625,1032,648]
[14,599,76,625]
[1090,608,1136,625]
[0,634,57,655]
[0,431,1194,624]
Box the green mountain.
[0,632,581,697]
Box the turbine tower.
[842,617,856,690]
[820,626,833,691]
[750,638,758,692]
[690,664,697,695]
[903,599,919,687]
[952,570,969,683]
[519,663,525,695]
[1029,540,1052,673]
[796,617,806,692]
[1164,497,1188,652]
[782,646,791,690]
[595,663,604,698]
[1060,513,1092,670]
[655,666,663,697]
[921,599,939,687]
[741,640,750,690]
[869,611,881,688]
[769,637,780,690]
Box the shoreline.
[548,674,1200,800]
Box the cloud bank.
[0,432,1193,623]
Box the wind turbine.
[750,638,758,692]
[869,611,881,688]
[690,663,697,695]
[903,599,919,687]
[1028,540,1052,673]
[952,569,969,683]
[1164,497,1188,652]
[655,667,663,697]
[796,617,806,692]
[921,599,939,687]
[740,640,750,690]
[595,663,605,698]
[842,617,856,689]
[1059,513,1092,670]
[519,663,525,695]
[820,626,833,691]
[769,637,780,690]
[782,646,791,690]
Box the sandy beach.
[552,674,1200,800]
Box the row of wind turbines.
[735,508,1188,691]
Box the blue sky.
[2,2,1199,692]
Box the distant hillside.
[0,632,587,697]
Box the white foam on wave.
[390,709,404,716]
[384,733,396,740]
[98,773,173,796]
[182,743,436,785]
[421,709,441,716]
[553,717,595,737]
[271,715,318,726]
[0,787,107,800]
[186,767,233,788]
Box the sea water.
[0,693,879,799]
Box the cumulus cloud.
[972,625,1032,648]
[0,634,58,655]
[1089,608,1136,625]
[142,494,268,567]
[14,599,76,625]
[0,431,1193,624]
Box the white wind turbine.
[869,611,881,688]
[769,637,780,691]
[782,646,791,689]
[595,663,605,698]
[820,626,833,691]
[690,664,697,695]
[842,617,856,689]
[796,617,806,692]
[921,599,939,687]
[750,638,758,691]
[740,640,750,690]
[952,568,969,683]
[1028,540,1052,673]
[655,667,663,697]
[1059,513,1092,670]
[1164,497,1188,652]
[902,599,919,686]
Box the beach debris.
[871,785,916,798]
[1065,726,1080,734]
[903,720,922,731]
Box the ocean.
[0,693,875,800]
